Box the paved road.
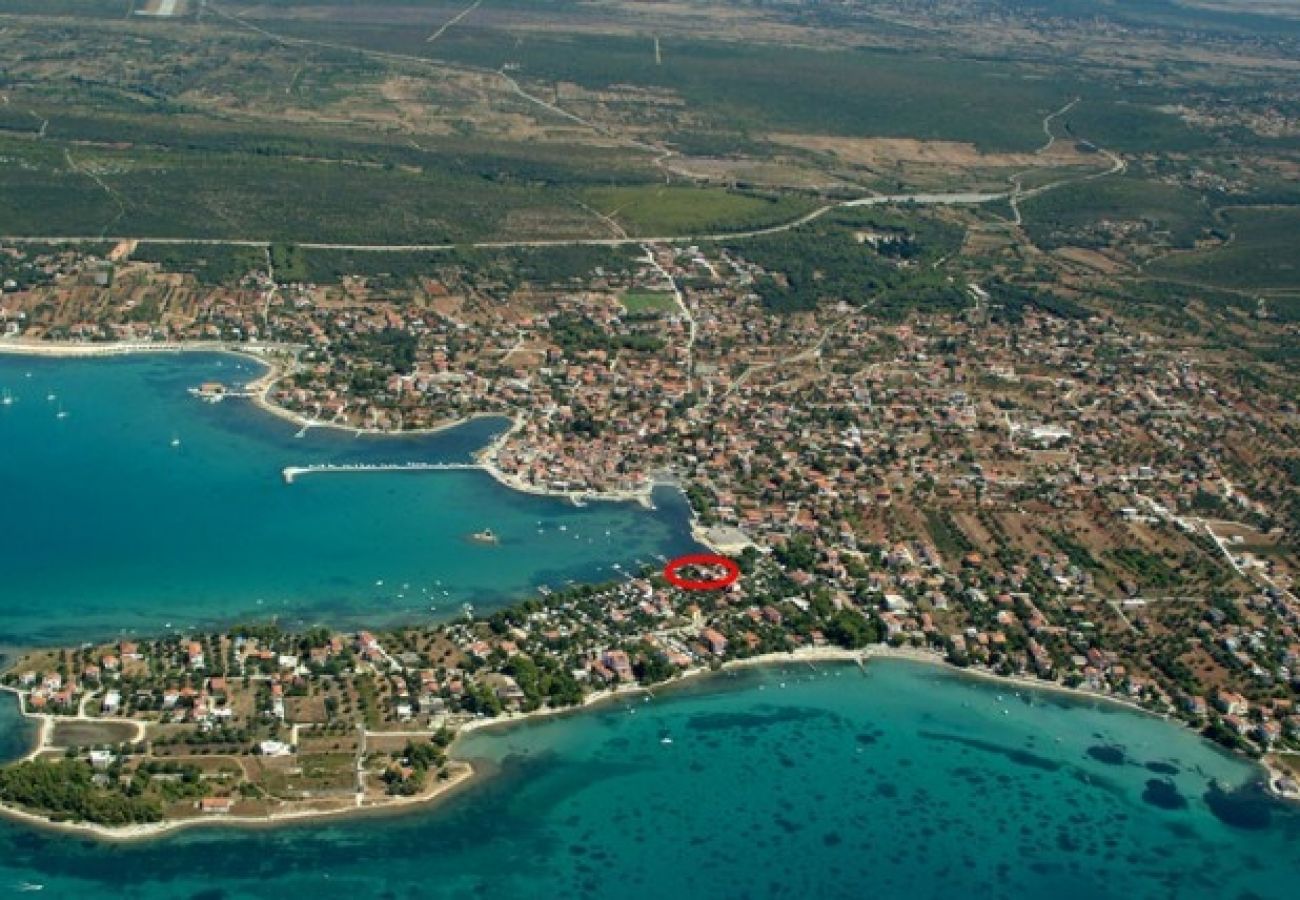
[0,192,1007,252]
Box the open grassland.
[1148,207,1300,292]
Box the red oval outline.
[663,554,740,591]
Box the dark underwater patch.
[1204,782,1274,831]
[1086,745,1126,765]
[1141,779,1188,810]
[1145,761,1179,776]
[918,730,1062,771]
[685,705,832,733]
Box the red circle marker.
[663,553,739,591]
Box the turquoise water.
[0,661,1296,898]
[0,353,697,645]
[2,354,1298,898]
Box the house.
[601,650,635,683]
[101,690,121,715]
[700,628,728,656]
[258,740,293,757]
[1215,690,1249,717]
[88,750,115,770]
[199,797,235,814]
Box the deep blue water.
[0,689,33,764]
[0,352,698,645]
[1,661,1297,899]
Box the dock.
[281,462,483,484]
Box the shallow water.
[0,661,1296,899]
[0,353,697,644]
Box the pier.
[282,462,483,484]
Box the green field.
[619,291,679,314]
[1147,207,1300,292]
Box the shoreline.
[0,760,478,843]
[0,338,661,510]
[0,645,1293,841]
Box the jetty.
[281,462,483,484]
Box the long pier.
[282,462,483,483]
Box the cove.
[0,352,698,646]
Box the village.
[2,225,1300,825]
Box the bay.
[0,352,697,645]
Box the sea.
[1,353,1298,899]
[0,662,1297,898]
[0,352,698,645]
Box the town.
[2,206,1299,827]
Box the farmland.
[0,0,1295,259]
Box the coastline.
[0,644,1293,842]
[0,760,477,843]
[0,337,660,510]
[2,340,1293,833]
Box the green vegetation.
[582,186,816,237]
[984,280,1091,322]
[300,23,1107,151]
[1048,531,1102,572]
[926,511,974,559]
[1021,175,1215,250]
[0,140,596,244]
[131,244,265,285]
[270,244,309,284]
[549,314,664,354]
[720,207,967,316]
[619,291,679,314]
[1059,100,1214,155]
[0,758,163,825]
[1108,548,1181,589]
[1148,207,1300,292]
